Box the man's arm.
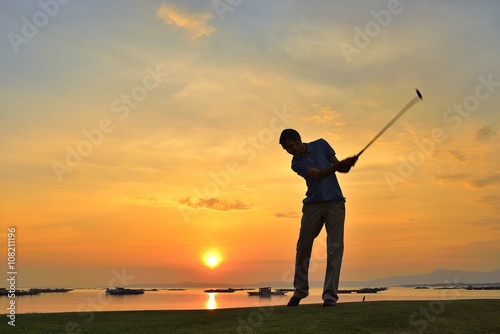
[330,155,354,174]
[306,155,357,180]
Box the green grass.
[2,300,499,333]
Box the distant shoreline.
[6,282,500,291]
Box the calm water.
[2,287,499,314]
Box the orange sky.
[0,1,499,288]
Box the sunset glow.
[0,1,498,288]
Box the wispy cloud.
[468,217,500,230]
[302,104,345,125]
[468,173,500,188]
[478,195,500,213]
[435,173,500,189]
[133,196,159,202]
[275,212,301,219]
[435,173,471,184]
[475,125,497,143]
[156,4,214,40]
[179,197,251,211]
[446,150,467,162]
[435,239,500,266]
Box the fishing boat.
[247,287,287,297]
[338,287,388,294]
[0,288,41,296]
[29,288,73,293]
[204,288,236,293]
[105,287,144,295]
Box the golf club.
[356,89,423,157]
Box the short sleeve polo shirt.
[291,138,345,203]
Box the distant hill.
[341,269,500,287]
[130,269,500,289]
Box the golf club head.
[416,89,423,100]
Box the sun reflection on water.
[206,293,217,310]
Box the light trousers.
[293,200,345,301]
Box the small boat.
[204,288,236,293]
[464,286,500,290]
[338,287,388,294]
[105,287,144,295]
[356,287,388,294]
[29,288,73,293]
[247,287,287,297]
[0,288,41,296]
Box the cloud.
[468,173,500,188]
[434,173,500,189]
[302,104,345,126]
[478,195,500,213]
[179,197,251,211]
[133,196,158,202]
[434,173,471,184]
[446,150,467,162]
[435,239,500,267]
[156,4,214,40]
[468,217,500,230]
[475,125,497,143]
[274,212,301,219]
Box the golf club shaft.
[357,91,422,157]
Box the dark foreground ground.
[1,299,499,333]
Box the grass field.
[1,299,499,333]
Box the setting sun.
[202,250,222,269]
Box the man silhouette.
[279,129,357,307]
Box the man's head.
[279,129,306,156]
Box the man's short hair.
[279,129,301,144]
